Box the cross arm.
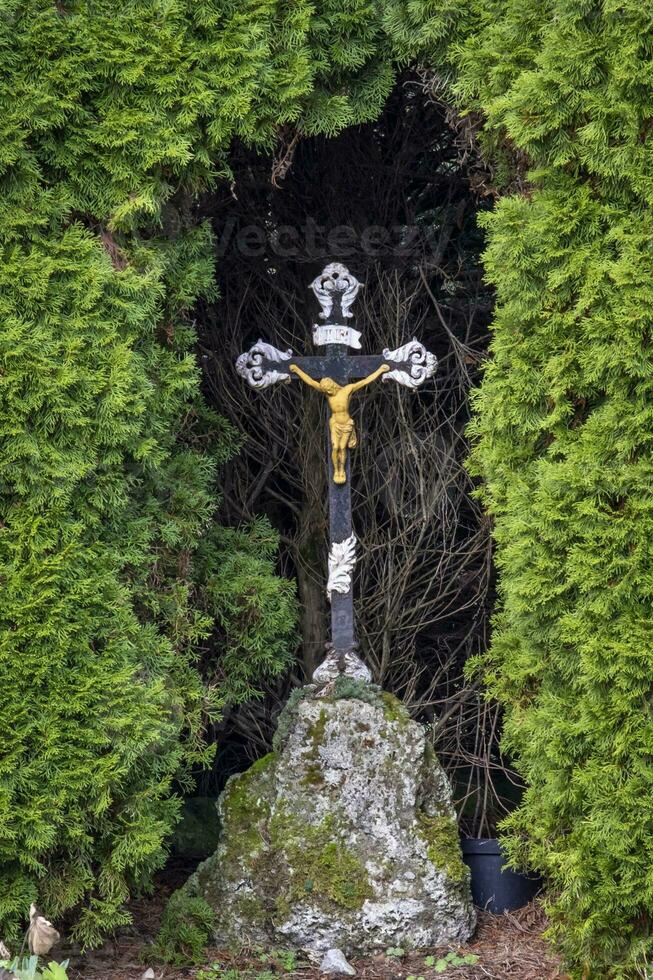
[291,342,437,388]
[236,338,437,388]
[236,338,437,390]
[290,355,386,381]
[235,341,387,389]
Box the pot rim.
[460,836,503,856]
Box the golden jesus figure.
[289,363,390,484]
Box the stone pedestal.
[178,682,475,956]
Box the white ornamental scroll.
[235,340,293,389]
[309,263,362,320]
[382,338,438,389]
[312,324,362,349]
[326,533,357,601]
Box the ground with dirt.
[65,863,565,980]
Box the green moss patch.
[270,811,372,913]
[220,753,275,860]
[302,708,328,786]
[417,811,468,885]
[379,691,411,726]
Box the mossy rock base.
[176,686,475,956]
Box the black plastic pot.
[461,837,541,913]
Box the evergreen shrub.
[150,890,215,966]
[436,3,653,975]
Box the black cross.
[236,262,437,679]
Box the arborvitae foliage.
[426,3,653,977]
[0,206,298,943]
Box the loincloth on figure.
[330,415,357,448]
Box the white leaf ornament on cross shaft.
[382,338,437,389]
[326,533,357,601]
[235,339,293,389]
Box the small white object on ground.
[141,969,156,980]
[320,948,356,975]
[27,904,60,957]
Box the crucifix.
[236,262,437,683]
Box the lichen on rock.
[167,685,475,957]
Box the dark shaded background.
[193,77,519,834]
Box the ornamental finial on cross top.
[236,262,437,684]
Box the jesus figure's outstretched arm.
[348,363,390,393]
[289,364,324,391]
